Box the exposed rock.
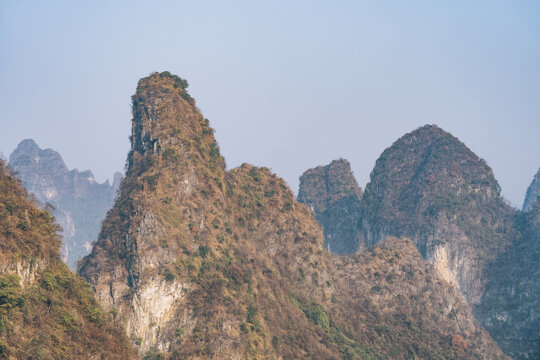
[523,168,540,212]
[79,73,507,359]
[360,124,514,305]
[477,200,540,359]
[331,237,509,360]
[297,159,363,254]
[0,159,135,359]
[9,139,121,269]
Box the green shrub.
[175,327,184,337]
[0,274,23,314]
[272,336,279,349]
[163,268,176,282]
[199,246,210,258]
[143,347,164,360]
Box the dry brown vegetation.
[78,73,507,359]
[0,161,136,359]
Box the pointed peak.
[523,167,540,212]
[128,72,224,177]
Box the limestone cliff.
[79,73,506,359]
[477,197,540,359]
[79,72,333,358]
[360,125,514,306]
[523,168,540,212]
[9,139,121,269]
[330,237,509,359]
[0,160,135,359]
[297,159,363,254]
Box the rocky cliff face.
[79,72,333,358]
[476,193,540,359]
[9,139,121,269]
[523,168,540,212]
[330,237,509,360]
[360,125,514,306]
[297,159,363,254]
[0,160,135,359]
[79,73,506,359]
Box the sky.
[0,1,539,207]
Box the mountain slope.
[0,160,135,359]
[330,237,508,359]
[298,159,363,254]
[477,197,540,359]
[523,168,540,212]
[79,72,507,359]
[9,139,121,269]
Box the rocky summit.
[9,139,121,269]
[297,159,363,254]
[360,125,515,306]
[77,72,506,359]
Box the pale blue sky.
[1,1,539,207]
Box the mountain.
[523,168,540,212]
[360,125,515,306]
[298,127,540,358]
[9,139,122,269]
[79,72,506,359]
[0,159,135,359]
[297,159,363,254]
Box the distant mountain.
[0,159,135,359]
[523,168,540,212]
[9,139,121,269]
[78,72,506,359]
[298,159,363,254]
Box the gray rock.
[523,168,540,212]
[297,159,363,254]
[9,139,122,269]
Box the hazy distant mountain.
[9,139,121,269]
[298,159,363,254]
[523,168,540,212]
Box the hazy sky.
[1,1,539,207]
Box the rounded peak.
[397,124,455,145]
[17,138,40,151]
[11,139,41,158]
[379,124,480,168]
